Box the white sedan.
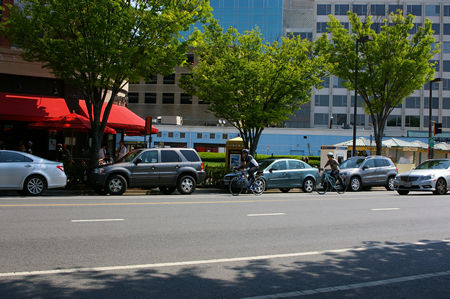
[0,150,67,195]
[393,159,450,195]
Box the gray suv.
[90,148,206,195]
[339,156,398,191]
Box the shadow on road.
[1,239,450,298]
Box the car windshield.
[416,160,450,170]
[340,158,366,169]
[116,149,143,163]
[259,159,275,170]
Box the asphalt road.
[0,190,449,298]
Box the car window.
[140,150,158,163]
[119,150,143,163]
[180,150,200,162]
[340,158,365,169]
[289,160,305,170]
[271,161,287,171]
[375,158,388,167]
[161,150,181,163]
[416,160,450,169]
[364,159,376,168]
[259,159,275,170]
[0,152,33,163]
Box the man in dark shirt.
[323,152,343,186]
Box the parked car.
[339,156,398,191]
[393,159,450,195]
[90,148,206,195]
[223,159,320,193]
[0,150,67,195]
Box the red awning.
[79,101,158,134]
[0,92,71,122]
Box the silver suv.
[339,156,398,191]
[90,148,205,195]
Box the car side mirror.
[269,168,273,173]
[362,165,368,170]
[134,158,142,165]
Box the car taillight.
[57,165,65,172]
[396,168,398,173]
[201,162,204,170]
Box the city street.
[0,190,449,298]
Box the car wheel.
[24,175,47,196]
[433,178,447,195]
[302,178,315,193]
[94,186,109,195]
[349,176,362,192]
[106,174,127,195]
[177,175,196,195]
[397,190,409,195]
[279,188,290,193]
[385,176,395,191]
[160,186,176,195]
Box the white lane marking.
[1,239,449,278]
[71,219,124,223]
[371,208,400,211]
[243,270,450,298]
[247,213,286,217]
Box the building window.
[425,5,440,17]
[146,75,157,84]
[144,93,156,104]
[353,4,367,16]
[197,133,202,139]
[389,5,403,14]
[443,98,450,109]
[444,42,450,54]
[424,116,439,128]
[333,77,346,88]
[180,93,192,104]
[335,4,349,15]
[350,114,365,126]
[128,92,139,103]
[445,5,450,17]
[443,117,450,128]
[407,5,422,16]
[332,113,347,126]
[386,115,402,127]
[432,23,440,35]
[315,95,329,106]
[210,133,215,139]
[370,4,385,16]
[314,113,329,125]
[157,132,162,138]
[424,97,439,109]
[316,22,328,33]
[168,132,174,138]
[186,53,195,65]
[442,61,450,72]
[351,95,363,107]
[317,4,331,15]
[406,97,421,108]
[319,77,330,88]
[162,93,174,104]
[444,79,450,91]
[444,24,450,35]
[223,133,228,140]
[370,23,383,34]
[163,74,175,84]
[180,132,186,139]
[332,95,347,107]
[405,115,420,127]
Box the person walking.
[117,141,127,160]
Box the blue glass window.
[314,113,330,125]
[333,77,346,88]
[387,115,402,127]
[335,4,349,16]
[444,79,450,91]
[432,23,440,35]
[389,5,403,14]
[317,4,331,15]
[319,77,330,88]
[315,95,329,106]
[443,98,450,109]
[406,97,421,108]
[444,42,450,53]
[371,4,385,16]
[423,97,439,109]
[333,95,347,107]
[443,61,450,72]
[444,5,450,16]
[444,24,450,35]
[425,5,440,17]
[353,4,367,16]
[407,5,422,16]
[316,22,328,33]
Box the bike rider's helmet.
[327,152,334,157]
[242,149,249,154]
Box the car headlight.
[420,175,433,181]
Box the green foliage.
[316,12,438,154]
[198,152,226,163]
[180,21,329,155]
[202,165,230,187]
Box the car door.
[130,150,159,187]
[0,151,34,188]
[374,158,390,185]
[287,160,305,188]
[265,160,288,188]
[159,150,182,185]
[360,158,377,185]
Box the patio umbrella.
[28,113,116,134]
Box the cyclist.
[238,149,259,184]
[323,152,343,186]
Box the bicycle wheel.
[229,177,244,196]
[251,178,265,196]
[316,179,329,195]
[335,181,347,194]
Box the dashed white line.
[371,208,400,211]
[247,213,286,217]
[71,219,124,222]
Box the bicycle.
[316,169,346,195]
[229,169,265,196]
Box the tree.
[316,12,438,155]
[179,22,328,155]
[1,0,211,166]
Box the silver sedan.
[394,159,450,195]
[0,150,67,195]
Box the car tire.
[385,176,395,191]
[397,190,409,195]
[106,174,127,195]
[349,176,362,192]
[160,186,176,195]
[433,178,447,195]
[302,178,315,193]
[177,175,196,195]
[24,175,47,196]
[279,188,290,193]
